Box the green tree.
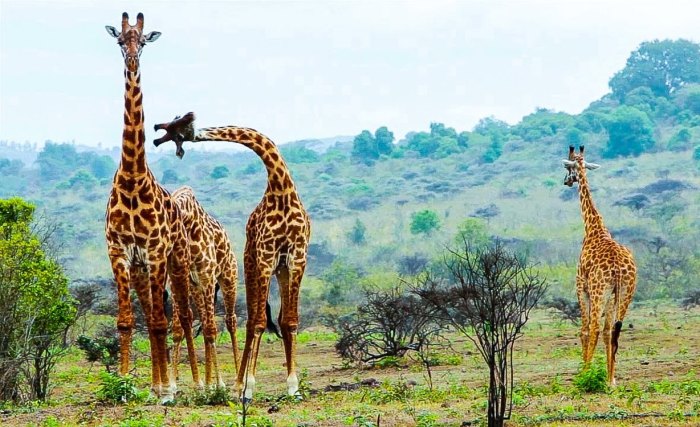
[0,198,76,402]
[280,146,320,164]
[455,218,490,248]
[88,155,117,180]
[410,210,441,235]
[347,218,367,245]
[673,83,700,114]
[36,143,78,181]
[351,130,378,163]
[609,39,700,99]
[603,106,655,157]
[210,165,230,179]
[321,260,361,307]
[67,169,98,190]
[374,126,395,156]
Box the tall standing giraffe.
[153,112,311,402]
[563,145,637,385]
[169,186,240,388]
[104,12,200,402]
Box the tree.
[0,198,76,402]
[609,39,700,99]
[413,241,547,427]
[410,210,441,235]
[88,155,117,180]
[280,146,320,164]
[374,126,394,156]
[603,106,655,157]
[161,169,179,184]
[36,143,78,181]
[351,130,378,163]
[455,218,489,248]
[347,218,367,245]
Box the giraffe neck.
[193,127,295,193]
[118,69,148,176]
[577,161,608,237]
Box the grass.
[2,304,700,426]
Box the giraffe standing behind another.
[563,145,637,385]
[153,112,311,402]
[103,12,199,402]
[169,186,240,388]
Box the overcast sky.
[2,0,700,149]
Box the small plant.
[573,356,608,393]
[190,386,232,406]
[97,372,146,404]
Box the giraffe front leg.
[111,258,134,377]
[220,268,240,378]
[149,261,173,403]
[169,288,184,383]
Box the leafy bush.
[603,106,655,157]
[97,372,146,404]
[410,210,440,235]
[573,357,609,393]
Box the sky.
[2,0,700,149]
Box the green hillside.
[1,38,699,311]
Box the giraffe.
[169,186,240,388]
[104,12,200,402]
[153,112,311,402]
[562,145,637,385]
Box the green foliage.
[321,260,361,307]
[36,143,79,181]
[189,386,231,405]
[0,197,76,402]
[366,380,414,404]
[352,127,394,163]
[87,154,116,180]
[667,128,693,151]
[410,210,440,235]
[694,145,700,161]
[280,145,320,164]
[513,108,576,142]
[454,218,489,248]
[404,123,466,158]
[347,218,367,245]
[0,158,24,175]
[210,164,230,179]
[673,83,700,114]
[573,356,609,393]
[66,169,98,190]
[610,39,700,99]
[603,105,655,157]
[97,372,146,404]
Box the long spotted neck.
[576,160,608,237]
[193,127,295,194]
[119,69,147,176]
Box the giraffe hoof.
[241,396,253,405]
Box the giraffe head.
[562,145,600,187]
[153,112,197,158]
[105,12,161,73]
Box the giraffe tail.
[266,302,282,338]
[611,267,623,356]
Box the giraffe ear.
[144,31,162,43]
[584,162,600,170]
[105,26,120,38]
[562,159,576,167]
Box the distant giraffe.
[563,145,637,385]
[104,12,199,402]
[153,112,310,401]
[169,186,240,388]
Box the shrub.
[97,372,146,404]
[573,356,609,393]
[410,210,440,235]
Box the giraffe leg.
[236,262,271,402]
[148,260,171,402]
[576,277,591,363]
[109,253,134,377]
[169,288,183,383]
[219,262,240,380]
[169,267,201,390]
[585,295,604,368]
[276,260,305,398]
[132,268,162,395]
[602,299,614,385]
[194,272,222,388]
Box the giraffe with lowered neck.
[169,186,240,388]
[153,112,311,402]
[104,12,200,402]
[563,145,637,385]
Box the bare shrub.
[543,296,580,324]
[413,240,547,427]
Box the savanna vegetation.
[1,38,700,426]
